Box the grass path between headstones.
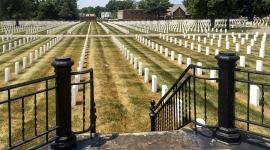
[87,22,159,133]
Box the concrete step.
[41,127,270,150]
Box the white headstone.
[178,54,182,64]
[250,85,260,106]
[197,44,201,52]
[196,62,202,76]
[210,70,216,83]
[165,48,169,57]
[235,43,240,52]
[139,62,143,75]
[160,46,163,54]
[23,57,27,69]
[161,84,168,98]
[256,60,263,71]
[5,68,10,82]
[240,56,245,67]
[205,47,210,55]
[259,48,265,58]
[152,75,157,93]
[15,62,19,75]
[186,58,191,67]
[144,68,149,83]
[246,46,251,54]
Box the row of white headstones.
[0,21,72,34]
[97,22,110,34]
[67,22,85,34]
[103,22,129,34]
[120,19,245,34]
[4,35,63,82]
[137,32,262,107]
[111,35,206,127]
[1,35,40,53]
[159,32,267,71]
[71,22,92,106]
[46,22,78,35]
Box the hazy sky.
[78,0,183,9]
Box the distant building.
[80,13,97,21]
[166,4,187,19]
[117,9,152,20]
[101,12,112,19]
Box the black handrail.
[153,65,192,110]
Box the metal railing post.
[51,56,76,149]
[215,52,241,145]
[150,100,156,131]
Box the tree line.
[80,0,172,19]
[0,0,78,25]
[183,0,270,29]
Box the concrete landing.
[41,128,270,150]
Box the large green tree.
[0,0,32,26]
[58,0,79,20]
[184,0,270,27]
[138,0,172,19]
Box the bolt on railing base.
[51,134,77,150]
[215,127,241,145]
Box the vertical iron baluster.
[193,68,197,133]
[170,98,173,130]
[162,105,165,130]
[165,102,167,130]
[83,83,86,131]
[90,69,96,134]
[45,80,49,141]
[204,79,207,124]
[34,94,37,136]
[175,95,177,130]
[156,112,160,131]
[8,89,12,147]
[178,88,181,127]
[247,73,250,131]
[261,85,264,124]
[181,85,184,123]
[22,97,25,141]
[185,81,188,122]
[188,77,191,121]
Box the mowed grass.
[104,22,270,136]
[0,22,91,149]
[87,22,160,132]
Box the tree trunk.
[15,19,20,27]
[210,17,215,28]
[226,17,230,30]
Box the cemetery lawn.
[0,21,270,149]
[103,22,270,136]
[87,22,160,133]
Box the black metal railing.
[0,75,57,150]
[150,65,219,132]
[71,69,96,135]
[0,57,96,150]
[150,51,270,145]
[234,68,270,140]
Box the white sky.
[78,0,183,9]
